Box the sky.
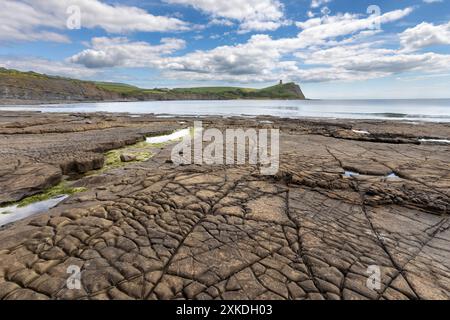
[0,0,450,99]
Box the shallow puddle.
[343,171,400,179]
[386,172,400,179]
[0,195,68,227]
[146,128,191,144]
[352,129,370,135]
[0,129,194,227]
[343,171,360,177]
[419,138,450,144]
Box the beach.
[0,111,449,300]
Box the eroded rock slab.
[0,112,449,300]
[0,112,182,205]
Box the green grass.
[0,67,81,82]
[93,83,299,97]
[94,82,141,94]
[253,83,303,99]
[93,83,260,98]
[172,87,257,94]
[94,83,174,97]
[171,84,303,99]
[1,67,305,99]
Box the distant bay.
[1,99,450,122]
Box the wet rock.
[120,153,136,162]
[0,112,449,300]
[0,163,62,205]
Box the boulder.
[120,153,136,162]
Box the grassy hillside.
[94,82,140,93]
[0,68,306,102]
[0,67,81,83]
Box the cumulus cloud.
[0,56,98,79]
[165,0,287,32]
[48,5,450,85]
[298,43,450,75]
[400,21,450,51]
[156,7,449,83]
[208,18,235,27]
[69,37,186,68]
[67,6,438,84]
[296,7,413,42]
[0,0,189,43]
[0,1,70,43]
[310,0,333,9]
[161,35,282,76]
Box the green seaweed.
[16,182,87,208]
[96,140,155,173]
[1,131,190,210]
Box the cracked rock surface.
[0,112,181,204]
[0,112,449,300]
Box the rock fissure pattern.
[0,113,449,300]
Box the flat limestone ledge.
[0,112,449,300]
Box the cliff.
[0,68,306,104]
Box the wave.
[334,112,450,119]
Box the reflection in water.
[146,128,190,144]
[352,129,370,135]
[0,195,68,227]
[386,172,400,179]
[343,171,400,179]
[419,139,450,144]
[344,171,360,177]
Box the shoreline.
[0,97,312,106]
[1,99,449,124]
[0,111,449,300]
[2,97,450,107]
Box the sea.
[1,99,450,122]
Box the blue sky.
[1,0,450,98]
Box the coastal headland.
[0,68,306,105]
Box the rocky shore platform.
[0,111,449,300]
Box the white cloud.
[400,21,450,51]
[0,0,189,43]
[165,0,287,32]
[311,0,333,9]
[69,37,186,68]
[161,35,283,77]
[423,0,443,3]
[0,57,98,79]
[209,18,235,27]
[57,6,450,85]
[156,7,450,84]
[298,43,450,75]
[29,0,190,33]
[295,7,413,43]
[0,1,70,43]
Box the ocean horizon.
[2,98,450,122]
